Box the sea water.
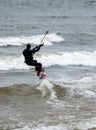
[0,0,96,130]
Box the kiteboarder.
[23,43,43,76]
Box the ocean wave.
[0,84,40,96]
[0,79,96,100]
[0,33,64,46]
[0,51,96,70]
[38,51,96,67]
[0,81,58,99]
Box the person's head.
[26,44,31,49]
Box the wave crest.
[1,51,96,70]
[0,33,64,46]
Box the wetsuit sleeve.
[31,45,41,53]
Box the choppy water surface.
[0,0,96,129]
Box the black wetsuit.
[23,45,42,76]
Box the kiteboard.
[34,67,46,80]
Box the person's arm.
[31,43,44,53]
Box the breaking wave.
[0,33,64,46]
[1,51,96,70]
[0,80,96,130]
[0,79,96,102]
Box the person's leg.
[36,62,42,76]
[33,60,38,71]
[31,60,42,76]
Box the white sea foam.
[0,55,29,70]
[0,33,64,46]
[76,117,96,130]
[15,124,67,130]
[36,80,65,108]
[14,117,96,130]
[36,79,57,98]
[1,51,96,70]
[37,51,96,67]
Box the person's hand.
[40,43,44,47]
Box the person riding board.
[23,43,44,76]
